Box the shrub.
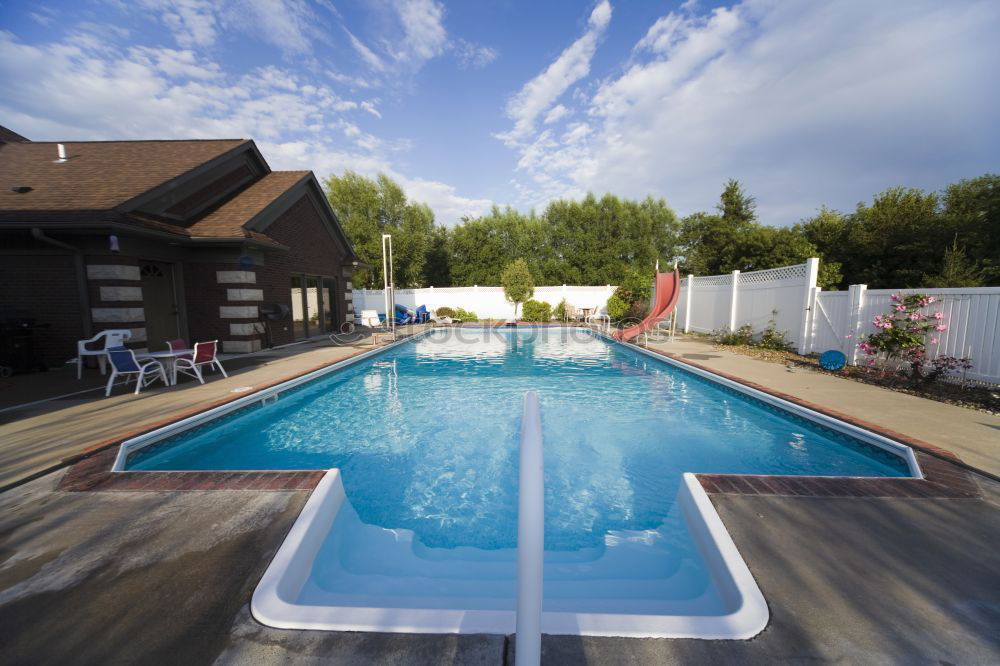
[454,307,478,322]
[858,292,971,383]
[435,306,456,318]
[521,300,552,322]
[713,324,754,346]
[756,310,792,351]
[554,298,569,321]
[606,294,628,322]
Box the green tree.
[500,258,535,319]
[922,238,983,288]
[940,174,1000,285]
[324,171,441,289]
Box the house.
[0,127,363,368]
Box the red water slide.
[612,268,681,342]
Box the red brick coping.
[60,445,324,492]
[54,331,982,497]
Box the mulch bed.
[715,344,999,415]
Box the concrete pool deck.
[1,327,999,663]
[1,467,997,664]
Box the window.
[291,276,306,340]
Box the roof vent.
[53,143,68,163]
[11,186,33,194]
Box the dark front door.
[140,261,179,351]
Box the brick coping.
[54,331,982,497]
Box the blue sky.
[1,0,998,226]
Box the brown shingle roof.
[187,171,309,238]
[0,139,248,211]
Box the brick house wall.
[255,194,351,348]
[0,253,83,367]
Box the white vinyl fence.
[352,284,617,320]
[677,259,1000,385]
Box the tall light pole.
[382,234,395,341]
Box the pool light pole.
[382,234,395,341]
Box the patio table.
[134,349,193,386]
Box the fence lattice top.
[685,262,807,287]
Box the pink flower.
[930,337,939,344]
[927,296,935,304]
[909,313,920,321]
[936,324,947,332]
[895,304,906,312]
[891,294,900,302]
[933,312,944,320]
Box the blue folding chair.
[105,346,168,396]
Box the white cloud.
[498,0,612,145]
[136,0,325,57]
[138,0,219,49]
[543,104,571,124]
[394,0,448,61]
[345,28,387,72]
[502,0,1000,225]
[453,39,498,69]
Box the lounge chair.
[105,346,167,396]
[357,309,393,344]
[175,340,227,384]
[76,329,131,379]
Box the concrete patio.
[1,467,997,664]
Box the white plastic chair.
[77,329,132,379]
[105,347,167,396]
[586,305,610,329]
[174,340,227,384]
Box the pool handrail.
[516,391,544,666]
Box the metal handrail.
[516,391,544,666]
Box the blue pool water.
[130,328,908,557]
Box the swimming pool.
[117,327,918,637]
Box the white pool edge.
[250,469,770,639]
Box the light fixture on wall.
[109,234,120,253]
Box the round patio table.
[135,349,193,386]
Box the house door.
[140,261,179,351]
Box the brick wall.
[256,194,350,347]
[184,262,243,344]
[0,254,84,366]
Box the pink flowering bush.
[858,292,972,384]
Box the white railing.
[352,285,617,320]
[516,391,544,666]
